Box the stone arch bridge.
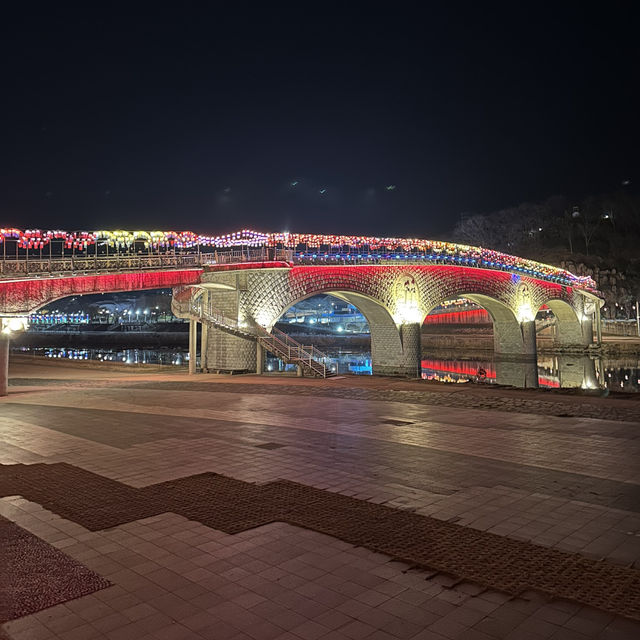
[0,228,603,392]
[173,263,602,380]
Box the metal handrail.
[0,248,296,278]
[192,300,329,377]
[0,254,202,277]
[268,325,329,373]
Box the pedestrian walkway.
[1,363,639,639]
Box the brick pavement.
[0,515,110,622]
[1,364,640,639]
[2,463,640,620]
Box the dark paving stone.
[8,378,640,423]
[0,515,110,623]
[0,403,243,449]
[9,378,97,387]
[1,462,639,621]
[3,402,640,512]
[238,419,640,513]
[120,381,640,423]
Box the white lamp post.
[1,316,29,397]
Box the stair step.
[192,303,332,378]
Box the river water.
[12,345,640,393]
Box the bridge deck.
[0,250,597,293]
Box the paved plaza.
[1,361,640,639]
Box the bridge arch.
[182,263,600,380]
[268,290,416,376]
[424,293,527,356]
[538,298,590,347]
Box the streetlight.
[1,316,29,397]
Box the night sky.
[2,4,638,238]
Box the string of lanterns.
[0,227,597,291]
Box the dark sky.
[2,4,638,238]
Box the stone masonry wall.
[186,263,598,375]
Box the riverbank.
[7,355,640,410]
[13,328,640,355]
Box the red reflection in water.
[423,309,491,324]
[422,359,561,387]
[421,359,496,379]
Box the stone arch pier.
[173,264,602,380]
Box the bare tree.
[576,198,603,256]
[452,214,501,248]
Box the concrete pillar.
[492,320,524,356]
[202,325,257,372]
[0,334,9,397]
[400,323,422,377]
[369,323,406,376]
[520,321,538,387]
[201,321,208,372]
[296,364,303,377]
[189,319,197,375]
[554,319,586,347]
[581,316,594,346]
[256,341,263,375]
[595,310,602,346]
[520,320,537,358]
[523,361,539,388]
[200,290,209,372]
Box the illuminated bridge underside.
[174,264,599,379]
[0,269,202,315]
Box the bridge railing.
[209,248,293,264]
[0,246,596,293]
[267,325,329,370]
[0,253,202,277]
[0,248,296,278]
[602,319,640,337]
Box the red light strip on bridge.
[0,227,597,291]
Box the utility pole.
[636,300,640,338]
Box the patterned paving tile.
[0,515,110,623]
[1,463,639,621]
[9,377,640,422]
[122,380,640,423]
[4,367,640,638]
[3,401,639,511]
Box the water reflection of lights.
[260,348,639,391]
[422,373,470,384]
[10,345,640,393]
[13,347,189,367]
